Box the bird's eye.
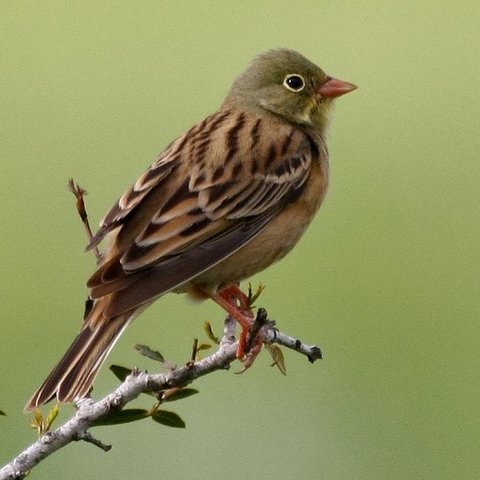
[283,74,305,92]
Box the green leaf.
[203,321,219,344]
[30,409,44,436]
[93,408,149,426]
[134,344,165,363]
[196,343,211,352]
[266,344,287,375]
[0,410,5,416]
[45,404,59,431]
[109,364,133,382]
[164,388,199,402]
[247,282,265,307]
[151,410,186,428]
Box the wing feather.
[87,110,318,315]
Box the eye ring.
[283,74,305,92]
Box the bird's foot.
[209,285,267,365]
[235,328,264,373]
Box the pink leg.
[207,285,266,364]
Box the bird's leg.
[238,336,263,372]
[208,285,264,364]
[208,287,252,359]
[220,284,253,314]
[68,178,102,262]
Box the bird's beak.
[318,77,357,98]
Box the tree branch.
[0,314,321,480]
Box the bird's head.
[226,48,357,132]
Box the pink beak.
[318,77,357,98]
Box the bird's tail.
[25,301,133,411]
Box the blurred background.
[1,1,479,479]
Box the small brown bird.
[25,49,356,410]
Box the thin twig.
[77,432,112,452]
[246,307,269,352]
[67,179,102,261]
[0,318,321,480]
[263,327,323,362]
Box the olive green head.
[226,48,356,132]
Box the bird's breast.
[189,152,329,292]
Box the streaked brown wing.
[87,109,317,316]
[87,136,187,250]
[104,213,277,317]
[87,110,233,251]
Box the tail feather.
[25,311,132,411]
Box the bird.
[25,48,356,410]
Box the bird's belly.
[188,159,328,291]
[206,213,310,284]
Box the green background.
[1,1,479,479]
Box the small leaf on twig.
[93,409,149,426]
[266,344,287,375]
[109,364,133,382]
[247,282,266,308]
[203,321,220,344]
[196,343,211,352]
[163,388,199,402]
[134,344,165,363]
[30,410,44,436]
[30,405,60,436]
[45,404,59,431]
[191,338,211,361]
[151,410,186,428]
